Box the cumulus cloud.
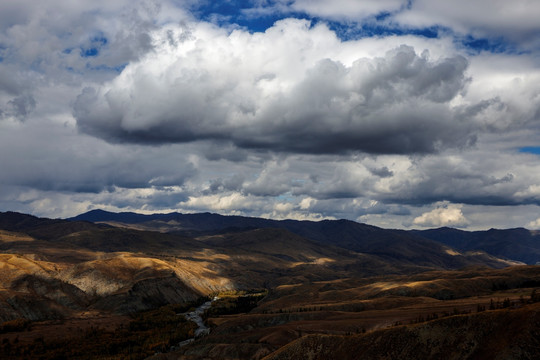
[2,0,540,231]
[74,19,478,155]
[413,202,470,228]
[0,0,188,68]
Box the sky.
[1,0,540,230]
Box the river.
[173,297,218,349]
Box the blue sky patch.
[460,35,516,54]
[80,36,108,58]
[519,147,540,155]
[192,0,303,33]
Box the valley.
[0,210,539,359]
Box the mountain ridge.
[69,209,538,264]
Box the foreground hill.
[160,266,540,360]
[264,301,540,360]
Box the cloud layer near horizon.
[1,0,540,230]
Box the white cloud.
[394,0,540,49]
[289,0,405,21]
[268,0,540,51]
[1,0,540,232]
[74,19,481,155]
[515,185,540,201]
[299,197,316,210]
[413,202,470,228]
[250,1,540,46]
[527,218,540,230]
[180,193,256,214]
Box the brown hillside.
[165,267,540,360]
[264,302,540,360]
[1,211,539,359]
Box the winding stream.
[174,297,218,349]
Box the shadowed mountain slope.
[415,227,540,264]
[70,210,523,268]
[0,211,105,241]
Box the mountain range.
[71,209,540,265]
[1,209,539,359]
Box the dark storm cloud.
[73,20,476,155]
[369,166,394,178]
